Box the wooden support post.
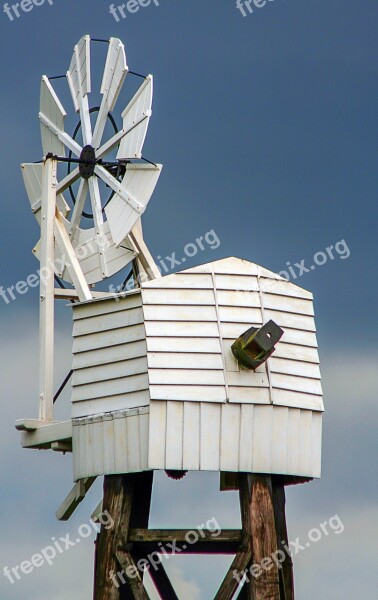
[249,475,280,600]
[272,480,294,600]
[39,157,56,422]
[94,472,153,600]
[93,473,294,600]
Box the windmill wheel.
[22,35,162,286]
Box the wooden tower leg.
[272,480,294,600]
[93,472,294,600]
[94,472,153,600]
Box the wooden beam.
[249,475,281,600]
[147,561,179,600]
[56,477,96,521]
[94,472,154,600]
[129,529,242,544]
[129,226,161,280]
[54,289,110,301]
[213,547,252,600]
[272,481,295,600]
[39,157,56,422]
[115,550,149,600]
[54,210,93,302]
[17,420,72,450]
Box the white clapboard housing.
[72,257,323,482]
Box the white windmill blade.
[96,75,153,160]
[21,163,70,221]
[67,35,92,146]
[103,163,162,247]
[117,74,153,159]
[68,178,89,236]
[39,111,82,158]
[91,38,128,149]
[40,76,67,157]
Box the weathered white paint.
[148,401,322,478]
[73,408,150,480]
[69,257,323,479]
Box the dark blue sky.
[0,2,377,599]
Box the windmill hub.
[79,145,96,180]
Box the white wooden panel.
[126,415,142,472]
[117,75,153,160]
[217,290,261,308]
[263,294,314,316]
[182,402,200,470]
[150,385,226,403]
[73,323,146,353]
[142,288,215,306]
[260,277,313,300]
[264,310,316,332]
[73,340,147,370]
[143,305,217,322]
[286,408,302,475]
[73,293,141,320]
[148,369,224,386]
[218,306,263,325]
[145,321,219,338]
[73,306,144,336]
[73,410,151,480]
[220,404,240,471]
[113,414,129,473]
[139,412,149,472]
[92,420,105,475]
[215,274,259,291]
[200,403,221,470]
[221,323,317,348]
[165,402,184,470]
[184,258,259,276]
[311,412,322,477]
[143,273,213,290]
[103,416,116,474]
[271,407,289,475]
[72,373,149,402]
[252,405,274,473]
[238,404,255,472]
[228,387,271,404]
[270,373,322,395]
[146,337,222,354]
[147,353,223,370]
[105,164,162,246]
[227,370,270,388]
[148,401,167,469]
[71,390,150,419]
[298,410,313,476]
[72,356,148,386]
[270,343,319,364]
[269,357,321,379]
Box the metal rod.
[129,70,147,79]
[91,38,109,43]
[48,75,66,80]
[53,370,73,404]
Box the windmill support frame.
[93,473,294,600]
